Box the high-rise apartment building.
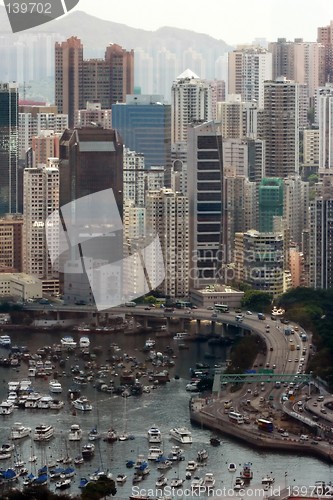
[187,121,223,288]
[23,159,59,293]
[55,37,134,127]
[0,82,19,215]
[74,102,112,129]
[216,94,259,140]
[259,178,284,232]
[317,20,333,85]
[171,70,214,145]
[18,105,68,160]
[0,214,23,272]
[146,188,189,298]
[269,38,324,98]
[224,175,257,264]
[283,176,309,247]
[309,176,333,289]
[112,95,171,170]
[302,128,320,172]
[261,77,300,177]
[235,230,285,297]
[31,131,60,167]
[123,148,145,207]
[55,37,83,128]
[317,84,333,173]
[228,47,272,109]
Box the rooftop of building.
[195,284,243,294]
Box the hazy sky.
[0,0,331,44]
[71,0,331,45]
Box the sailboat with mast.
[118,394,129,441]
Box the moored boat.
[68,424,83,441]
[60,336,77,348]
[72,397,92,411]
[240,462,253,481]
[116,473,127,484]
[49,380,62,393]
[197,449,208,462]
[147,426,162,443]
[10,422,31,440]
[81,443,95,459]
[210,436,221,446]
[33,424,54,441]
[55,478,71,489]
[169,427,192,444]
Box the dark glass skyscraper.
[58,127,124,307]
[0,82,18,215]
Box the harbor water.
[0,326,331,498]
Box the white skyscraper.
[19,105,68,160]
[228,46,272,109]
[171,69,214,145]
[317,84,333,173]
[123,148,145,207]
[146,188,189,298]
[23,159,59,293]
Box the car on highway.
[246,311,252,315]
[206,306,214,310]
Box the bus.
[214,304,230,313]
[228,411,244,424]
[257,418,273,432]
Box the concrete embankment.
[190,407,333,464]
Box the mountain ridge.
[0,6,233,54]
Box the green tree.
[80,476,117,500]
[241,290,272,312]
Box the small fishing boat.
[210,436,221,446]
[116,473,127,484]
[197,449,208,462]
[55,478,71,489]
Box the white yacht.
[147,426,162,443]
[10,422,31,440]
[168,445,184,461]
[203,472,216,489]
[72,397,92,411]
[33,424,54,441]
[60,336,77,348]
[79,336,90,348]
[8,381,20,392]
[0,335,11,347]
[37,396,54,409]
[25,393,42,409]
[0,401,14,415]
[186,460,198,471]
[68,424,83,441]
[49,380,63,393]
[169,427,192,444]
[147,446,163,461]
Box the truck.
[257,313,265,320]
[289,343,295,351]
[284,328,291,335]
[301,333,307,341]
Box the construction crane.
[19,81,32,100]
